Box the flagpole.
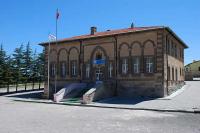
[48,36,50,98]
[55,8,58,94]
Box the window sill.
[144,73,154,76]
[120,73,129,77]
[131,73,141,76]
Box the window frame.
[71,60,78,77]
[144,56,154,74]
[108,61,114,78]
[172,67,174,81]
[168,66,171,80]
[60,61,67,78]
[132,56,140,74]
[174,44,177,58]
[50,62,56,78]
[121,57,129,76]
[86,63,90,78]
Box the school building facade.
[39,26,188,99]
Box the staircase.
[53,83,87,102]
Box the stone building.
[185,60,200,80]
[39,26,188,99]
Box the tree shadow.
[5,90,44,99]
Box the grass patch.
[61,98,81,103]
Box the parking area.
[0,81,200,133]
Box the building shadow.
[96,97,157,105]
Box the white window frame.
[51,63,56,77]
[122,58,128,74]
[72,61,77,76]
[146,57,154,73]
[61,62,66,77]
[96,67,103,81]
[86,64,90,78]
[133,57,140,73]
[108,62,113,78]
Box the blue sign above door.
[93,59,105,65]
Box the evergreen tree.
[4,56,13,85]
[31,49,38,82]
[0,43,45,86]
[0,44,12,86]
[23,42,33,81]
[0,44,7,85]
[12,44,25,83]
[35,49,45,81]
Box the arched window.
[143,40,155,73]
[69,47,79,77]
[58,49,67,78]
[131,42,141,74]
[119,43,129,75]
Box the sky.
[0,0,200,65]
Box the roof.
[39,26,188,48]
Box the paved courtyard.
[0,81,200,133]
[0,96,200,133]
[15,81,199,112]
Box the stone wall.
[116,73,164,98]
[164,29,185,95]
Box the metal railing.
[0,77,44,95]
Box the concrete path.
[93,81,200,112]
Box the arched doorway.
[90,46,108,81]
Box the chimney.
[91,26,97,35]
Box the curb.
[0,89,44,96]
[13,99,200,114]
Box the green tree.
[23,42,33,82]
[4,56,13,85]
[12,44,25,83]
[35,49,45,81]
[0,44,12,86]
[0,44,7,85]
